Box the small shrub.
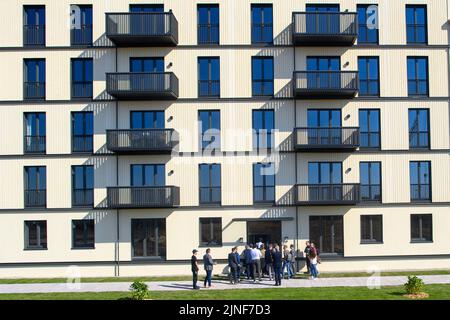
[404,276,424,295]
[129,280,149,300]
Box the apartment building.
[0,0,449,278]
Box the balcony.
[296,184,360,205]
[105,12,178,46]
[24,135,46,154]
[294,127,360,152]
[292,12,358,46]
[293,71,358,99]
[24,190,46,208]
[107,186,180,208]
[106,72,179,100]
[24,82,45,100]
[106,129,176,154]
[23,25,45,46]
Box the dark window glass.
[72,219,95,248]
[72,165,94,207]
[198,57,220,97]
[253,163,275,203]
[197,4,219,44]
[360,162,381,202]
[72,112,93,153]
[410,161,431,202]
[24,166,46,208]
[130,57,164,72]
[406,5,427,44]
[358,57,379,96]
[360,215,383,243]
[305,4,340,35]
[24,220,47,249]
[71,58,93,98]
[70,5,93,45]
[359,109,380,148]
[24,5,45,46]
[198,110,220,151]
[253,110,274,150]
[129,4,164,35]
[411,214,433,242]
[252,57,274,96]
[131,219,166,258]
[407,57,428,96]
[24,59,45,99]
[309,215,343,255]
[131,111,164,129]
[307,109,341,146]
[357,5,379,44]
[308,162,342,184]
[200,218,222,246]
[131,164,165,187]
[130,4,164,12]
[409,109,429,149]
[251,4,273,44]
[24,112,46,153]
[199,164,221,205]
[306,56,340,89]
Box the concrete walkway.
[1,275,450,294]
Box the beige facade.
[0,0,450,278]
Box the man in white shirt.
[251,245,262,281]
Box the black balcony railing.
[72,189,94,207]
[292,12,358,45]
[24,82,45,100]
[198,80,220,97]
[25,189,46,208]
[24,135,46,154]
[410,184,431,202]
[107,186,180,208]
[253,186,276,204]
[105,12,178,46]
[72,81,93,99]
[106,129,175,154]
[199,187,221,205]
[106,72,179,100]
[294,71,359,98]
[71,25,93,45]
[23,25,45,46]
[296,184,360,205]
[294,127,360,151]
[72,135,93,153]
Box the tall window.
[24,59,45,100]
[307,109,341,145]
[72,165,94,208]
[200,218,222,246]
[72,112,93,153]
[70,5,93,46]
[131,219,166,258]
[197,4,219,45]
[409,109,429,149]
[357,5,378,44]
[24,166,46,208]
[199,164,221,205]
[410,161,431,202]
[131,164,165,186]
[198,57,220,97]
[198,110,220,151]
[129,4,164,35]
[359,109,380,149]
[130,57,164,72]
[253,163,275,203]
[72,219,95,249]
[24,221,47,250]
[411,214,433,242]
[252,56,274,96]
[407,57,428,97]
[24,112,46,154]
[251,4,273,44]
[358,57,379,96]
[131,111,164,129]
[306,56,340,90]
[360,162,381,202]
[406,5,427,44]
[23,5,45,46]
[360,215,383,244]
[305,4,340,34]
[253,110,274,150]
[71,58,93,98]
[308,162,343,202]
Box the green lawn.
[0,284,450,300]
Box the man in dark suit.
[228,247,239,284]
[191,249,200,290]
[273,245,283,286]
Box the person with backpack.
[309,242,319,280]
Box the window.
[306,56,340,89]
[410,161,431,202]
[72,165,94,208]
[72,112,93,153]
[407,57,428,97]
[131,111,164,129]
[251,4,273,44]
[305,4,340,34]
[199,164,221,205]
[360,215,383,244]
[24,112,46,154]
[252,56,274,96]
[24,59,45,100]
[24,5,45,46]
[253,163,275,203]
[253,109,274,150]
[307,109,341,145]
[130,4,163,12]
[129,57,164,92]
[70,5,93,46]
[200,218,222,246]
[308,162,342,184]
[198,57,220,97]
[360,162,381,202]
[131,219,166,258]
[198,110,220,151]
[129,4,164,35]
[406,5,427,44]
[359,109,380,149]
[24,221,47,250]
[409,109,429,149]
[24,166,46,208]
[72,219,95,249]
[71,58,93,98]
[197,4,219,44]
[357,5,378,44]
[130,57,164,72]
[358,57,379,96]
[411,214,432,242]
[131,164,165,186]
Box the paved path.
[1,275,450,294]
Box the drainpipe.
[114,47,120,277]
[293,24,300,265]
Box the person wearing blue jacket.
[272,245,283,286]
[243,245,254,280]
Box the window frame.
[409,161,432,202]
[251,56,274,97]
[251,4,273,44]
[71,111,93,153]
[410,214,433,243]
[408,108,430,150]
[357,4,379,45]
[131,218,166,259]
[24,220,47,250]
[199,217,223,247]
[197,4,220,45]
[360,215,383,244]
[359,162,382,203]
[71,219,95,249]
[253,162,276,204]
[71,165,94,208]
[198,109,221,152]
[358,109,381,149]
[198,163,222,206]
[71,58,93,99]
[358,56,380,97]
[197,57,221,98]
[406,5,428,45]
[407,56,429,97]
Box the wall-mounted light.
[345,168,352,174]
[343,61,350,68]
[168,170,174,176]
[168,115,173,122]
[167,62,173,68]
[344,114,351,121]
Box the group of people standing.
[190,241,320,289]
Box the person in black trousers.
[191,249,200,290]
[304,241,311,274]
[228,247,239,284]
[273,245,283,286]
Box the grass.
[0,269,448,284]
[0,284,450,300]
